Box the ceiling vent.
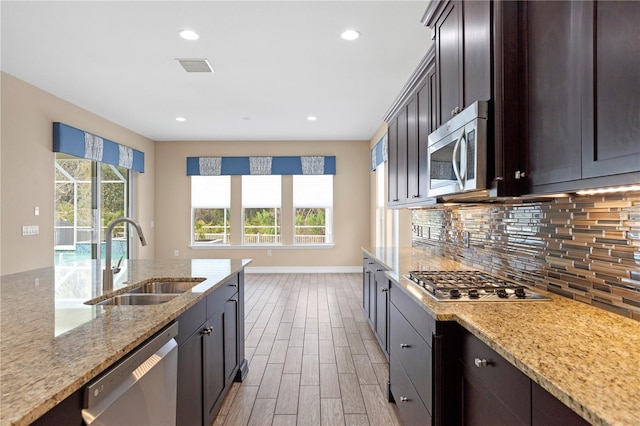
[176,58,214,73]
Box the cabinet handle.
[376,269,384,272]
[229,298,238,303]
[412,194,420,198]
[400,397,410,402]
[381,288,389,293]
[201,326,213,336]
[474,358,488,368]
[368,262,374,265]
[400,343,410,348]
[392,198,399,202]
[229,283,238,287]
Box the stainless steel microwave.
[427,101,488,198]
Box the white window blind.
[242,175,281,207]
[191,176,230,208]
[293,175,333,207]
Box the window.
[242,175,281,244]
[54,154,130,264]
[191,176,231,244]
[293,175,333,244]
[376,162,385,247]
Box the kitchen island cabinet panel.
[31,389,83,426]
[176,273,246,426]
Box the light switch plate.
[22,225,39,236]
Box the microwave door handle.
[452,131,465,190]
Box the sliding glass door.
[54,154,130,265]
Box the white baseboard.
[245,266,362,274]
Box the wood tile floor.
[214,273,403,426]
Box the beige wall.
[0,72,156,275]
[154,140,371,270]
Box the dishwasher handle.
[84,322,179,409]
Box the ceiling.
[1,1,430,142]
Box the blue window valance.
[370,134,388,171]
[53,122,145,172]
[187,156,336,176]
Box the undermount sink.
[126,281,202,294]
[85,278,205,306]
[94,293,179,306]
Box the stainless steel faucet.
[103,217,147,291]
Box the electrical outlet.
[267,250,272,256]
[174,250,179,257]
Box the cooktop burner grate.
[405,270,550,302]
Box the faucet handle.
[112,256,123,274]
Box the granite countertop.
[363,246,640,426]
[0,258,251,426]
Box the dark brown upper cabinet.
[524,0,640,193]
[423,0,526,197]
[385,47,437,208]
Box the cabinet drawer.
[459,328,530,424]
[207,274,240,315]
[390,354,432,426]
[390,303,432,414]
[175,297,206,345]
[390,282,436,343]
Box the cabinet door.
[374,271,389,355]
[224,294,239,384]
[417,77,432,202]
[363,259,373,320]
[435,0,463,126]
[581,0,640,178]
[462,0,491,108]
[177,328,204,426]
[525,0,582,187]
[532,381,589,426]
[396,108,409,204]
[407,95,419,201]
[387,121,399,204]
[204,314,225,426]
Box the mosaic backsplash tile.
[411,191,640,321]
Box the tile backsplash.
[411,191,640,320]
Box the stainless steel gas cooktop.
[405,270,550,302]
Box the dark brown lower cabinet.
[531,381,589,426]
[362,254,389,358]
[177,274,246,426]
[457,326,589,426]
[388,282,458,425]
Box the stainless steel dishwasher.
[81,322,179,426]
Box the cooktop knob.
[450,289,461,299]
[515,288,526,298]
[497,288,508,298]
[468,289,479,299]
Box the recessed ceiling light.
[307,116,318,121]
[340,30,360,41]
[179,30,199,41]
[176,117,186,122]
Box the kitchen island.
[0,258,250,426]
[363,246,640,426]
